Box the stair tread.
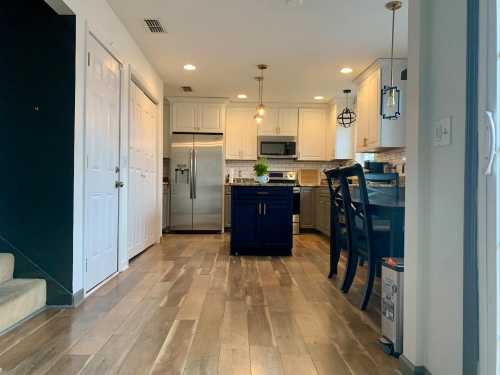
[0,278,46,334]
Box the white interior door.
[478,1,499,373]
[84,35,121,291]
[128,82,158,259]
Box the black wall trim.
[400,355,433,375]
[463,0,480,373]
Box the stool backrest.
[324,167,350,256]
[337,164,375,257]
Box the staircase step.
[0,253,14,284]
[0,278,46,334]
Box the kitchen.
[163,56,407,250]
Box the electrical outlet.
[433,117,452,146]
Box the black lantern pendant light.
[381,1,402,120]
[337,89,357,128]
[254,64,268,124]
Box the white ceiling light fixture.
[254,64,268,124]
[314,96,325,100]
[183,64,196,71]
[340,67,353,74]
[381,1,403,119]
[237,94,248,99]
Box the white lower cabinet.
[128,82,158,259]
[225,107,257,160]
[298,108,327,161]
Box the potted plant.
[254,157,269,184]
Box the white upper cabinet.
[325,104,337,160]
[172,102,197,132]
[355,58,407,152]
[278,108,299,137]
[298,108,327,161]
[257,107,298,137]
[257,108,280,136]
[225,107,257,160]
[199,103,223,132]
[171,99,226,133]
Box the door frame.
[82,25,129,295]
[478,0,498,373]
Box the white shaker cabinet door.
[298,108,327,161]
[278,108,298,137]
[172,102,198,132]
[199,103,224,133]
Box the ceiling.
[107,0,408,103]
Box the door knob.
[115,181,125,188]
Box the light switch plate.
[433,117,452,146]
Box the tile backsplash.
[374,148,406,166]
[225,160,344,180]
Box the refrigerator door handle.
[189,150,193,199]
[193,150,197,199]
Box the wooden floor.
[0,233,401,375]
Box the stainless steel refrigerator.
[170,134,223,231]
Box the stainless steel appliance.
[170,134,223,231]
[267,171,300,234]
[379,258,404,357]
[258,136,297,159]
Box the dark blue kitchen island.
[230,185,293,256]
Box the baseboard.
[72,288,85,307]
[400,355,432,375]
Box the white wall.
[47,0,164,295]
[404,0,467,373]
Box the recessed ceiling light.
[340,67,353,74]
[237,94,247,99]
[183,64,196,71]
[314,96,325,100]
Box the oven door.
[258,136,297,159]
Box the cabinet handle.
[258,203,262,215]
[263,203,267,215]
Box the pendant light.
[381,1,402,120]
[337,89,357,128]
[254,64,268,123]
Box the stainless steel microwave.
[258,136,297,159]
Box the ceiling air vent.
[181,86,193,93]
[144,19,166,33]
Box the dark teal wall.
[0,1,76,305]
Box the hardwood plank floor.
[0,233,401,375]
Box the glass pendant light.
[337,89,357,128]
[381,1,402,119]
[254,64,268,123]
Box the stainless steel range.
[267,171,300,234]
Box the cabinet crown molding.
[354,57,408,85]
